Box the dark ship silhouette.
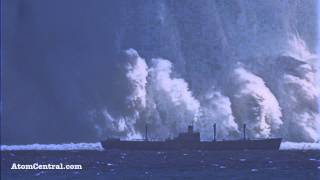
[101,124,282,151]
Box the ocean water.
[1,149,320,180]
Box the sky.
[318,0,320,55]
[1,0,319,144]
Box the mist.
[2,0,319,144]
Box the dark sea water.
[1,150,320,180]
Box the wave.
[1,142,319,151]
[0,143,103,151]
[280,142,320,150]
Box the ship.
[100,124,282,151]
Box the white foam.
[149,58,201,120]
[145,58,201,137]
[88,49,319,142]
[232,67,283,138]
[282,34,316,61]
[1,142,319,151]
[0,143,103,151]
[197,90,239,139]
[280,142,320,150]
[125,48,148,109]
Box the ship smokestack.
[243,124,246,140]
[213,123,216,141]
[145,124,148,141]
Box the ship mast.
[145,124,148,141]
[213,123,216,141]
[243,124,246,140]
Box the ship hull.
[100,138,282,151]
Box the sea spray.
[146,58,201,137]
[1,142,319,151]
[4,0,320,144]
[196,90,239,139]
[125,49,148,110]
[230,67,283,138]
[89,49,148,139]
[90,49,319,142]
